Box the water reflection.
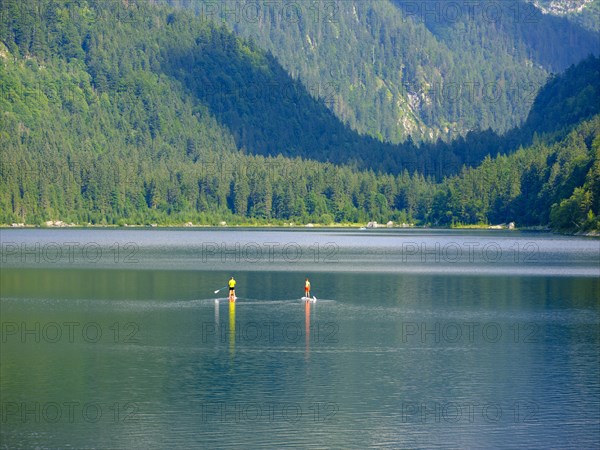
[305,300,311,360]
[1,230,598,449]
[214,299,219,324]
[229,300,236,358]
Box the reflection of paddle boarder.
[229,299,236,356]
[305,297,311,358]
[304,278,311,299]
[228,276,236,301]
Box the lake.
[1,228,599,449]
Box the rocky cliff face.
[531,0,595,15]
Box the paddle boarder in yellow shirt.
[228,276,236,302]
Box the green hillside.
[171,0,600,143]
[0,0,598,232]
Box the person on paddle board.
[228,276,236,301]
[304,278,311,299]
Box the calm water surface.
[1,229,599,449]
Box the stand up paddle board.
[301,296,317,303]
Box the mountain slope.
[170,0,600,143]
[161,24,404,166]
[1,0,597,177]
[0,0,598,231]
[444,116,600,231]
[521,54,600,135]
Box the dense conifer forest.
[0,0,598,231]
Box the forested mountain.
[169,0,599,143]
[431,117,600,230]
[570,0,600,31]
[520,55,600,136]
[0,0,432,177]
[1,0,597,177]
[0,0,598,231]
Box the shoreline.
[2,222,598,235]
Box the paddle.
[214,286,227,294]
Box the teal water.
[1,229,599,448]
